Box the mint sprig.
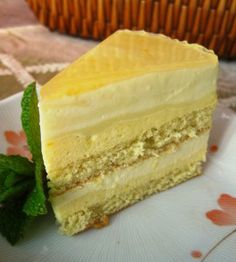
[0,82,48,245]
[21,83,47,216]
[21,83,43,162]
[0,155,34,176]
[23,162,47,216]
[0,198,33,245]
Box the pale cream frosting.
[39,66,217,140]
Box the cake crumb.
[93,215,110,229]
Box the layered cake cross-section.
[39,30,218,235]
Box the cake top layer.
[40,30,217,100]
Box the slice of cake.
[39,30,218,235]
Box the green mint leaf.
[21,83,47,216]
[0,155,34,177]
[0,198,33,245]
[0,83,48,245]
[21,82,43,162]
[0,179,34,203]
[4,171,26,188]
[0,169,8,190]
[23,163,47,216]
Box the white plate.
[0,93,236,262]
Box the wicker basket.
[26,0,236,59]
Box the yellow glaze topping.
[40,30,217,100]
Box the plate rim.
[0,91,23,106]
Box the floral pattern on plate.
[4,130,32,160]
[191,194,236,261]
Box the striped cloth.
[0,25,96,100]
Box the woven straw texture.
[26,0,236,59]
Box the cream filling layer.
[49,106,212,192]
[43,97,215,173]
[51,132,209,221]
[39,66,217,141]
